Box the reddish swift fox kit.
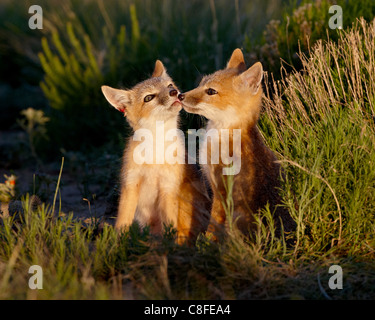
[101,60,209,243]
[181,48,295,238]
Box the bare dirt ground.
[0,130,117,225]
[0,165,114,224]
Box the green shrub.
[39,20,139,151]
[248,0,375,77]
[261,18,375,255]
[16,108,50,166]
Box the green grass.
[1,194,374,299]
[1,17,375,299]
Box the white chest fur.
[123,117,185,226]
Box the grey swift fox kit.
[101,60,210,243]
[181,49,295,238]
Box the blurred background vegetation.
[1,0,375,160]
[1,0,375,299]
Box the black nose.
[178,93,185,101]
[169,89,178,97]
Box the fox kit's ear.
[101,85,132,115]
[152,60,167,78]
[238,62,263,95]
[226,48,246,72]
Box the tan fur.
[182,49,295,238]
[101,61,210,244]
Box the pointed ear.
[226,48,246,72]
[152,60,167,78]
[238,62,263,95]
[101,85,132,115]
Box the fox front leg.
[159,192,179,231]
[206,196,226,240]
[115,183,140,231]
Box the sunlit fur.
[101,61,210,244]
[182,49,295,238]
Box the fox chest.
[200,128,242,188]
[125,164,182,193]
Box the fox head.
[181,49,263,128]
[101,60,182,130]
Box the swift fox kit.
[181,48,295,237]
[101,60,209,243]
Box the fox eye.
[167,84,174,88]
[144,94,155,102]
[206,88,218,95]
